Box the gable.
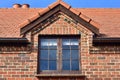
[20,1,99,36]
[31,12,91,35]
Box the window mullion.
[58,38,62,72]
[57,38,60,71]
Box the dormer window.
[38,35,80,74]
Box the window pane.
[70,39,79,49]
[40,39,49,49]
[62,60,70,70]
[39,37,80,72]
[49,60,57,70]
[71,50,79,59]
[71,60,79,70]
[40,50,48,59]
[49,50,57,59]
[62,39,70,49]
[62,50,70,60]
[40,60,48,70]
[49,39,57,49]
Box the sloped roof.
[20,0,99,35]
[0,1,120,37]
[0,8,44,37]
[76,8,120,37]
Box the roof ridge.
[20,0,100,34]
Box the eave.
[0,38,29,44]
[93,38,120,44]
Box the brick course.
[0,9,120,80]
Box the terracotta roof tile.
[79,14,91,22]
[19,19,30,28]
[90,20,100,29]
[0,8,44,37]
[39,8,50,16]
[60,1,71,9]
[0,2,120,38]
[75,8,120,37]
[48,1,59,9]
[28,13,40,23]
[70,8,80,15]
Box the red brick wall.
[0,12,120,80]
[0,53,38,80]
[82,53,120,80]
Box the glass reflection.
[40,39,49,49]
[70,39,79,45]
[49,39,57,49]
[70,39,79,49]
[62,39,70,49]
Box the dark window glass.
[49,60,57,70]
[40,50,48,59]
[62,38,79,70]
[49,50,57,59]
[62,50,70,60]
[62,60,70,70]
[71,50,79,59]
[40,60,48,70]
[71,60,79,70]
[39,36,80,72]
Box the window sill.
[35,74,86,77]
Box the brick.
[116,69,120,71]
[113,78,120,80]
[94,78,103,80]
[98,56,106,59]
[8,72,16,74]
[8,78,15,80]
[12,75,20,77]
[107,63,115,65]
[108,69,115,71]
[90,63,97,65]
[25,78,33,80]
[103,78,109,80]
[21,75,28,77]
[21,69,29,71]
[0,72,7,74]
[90,69,98,71]
[0,78,6,80]
[90,75,98,78]
[87,72,93,75]
[15,78,25,80]
[0,66,7,68]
